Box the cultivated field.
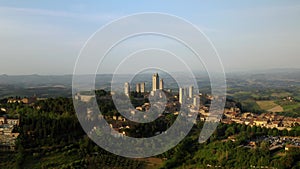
[256,101,283,112]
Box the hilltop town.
[76,73,300,137]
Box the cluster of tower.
[136,83,145,93]
[124,82,145,96]
[123,73,199,107]
[179,86,199,107]
[124,73,164,96]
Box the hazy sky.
[0,1,299,75]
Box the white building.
[75,94,94,103]
[7,119,19,126]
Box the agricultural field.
[256,101,283,112]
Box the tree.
[260,141,270,152]
[251,126,257,133]
[225,126,235,137]
[15,140,25,169]
[246,125,252,134]
[282,129,288,136]
[272,128,279,136]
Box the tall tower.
[124,82,130,96]
[184,87,188,97]
[136,83,141,93]
[189,86,194,98]
[179,87,184,104]
[140,82,145,93]
[152,73,159,91]
[193,96,199,107]
[159,79,164,90]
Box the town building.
[253,118,269,127]
[7,96,37,104]
[7,119,19,126]
[75,94,94,103]
[0,117,19,151]
[0,117,6,125]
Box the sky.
[0,0,299,75]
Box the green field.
[276,100,300,114]
[271,92,292,98]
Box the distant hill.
[1,69,300,99]
[0,74,73,87]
